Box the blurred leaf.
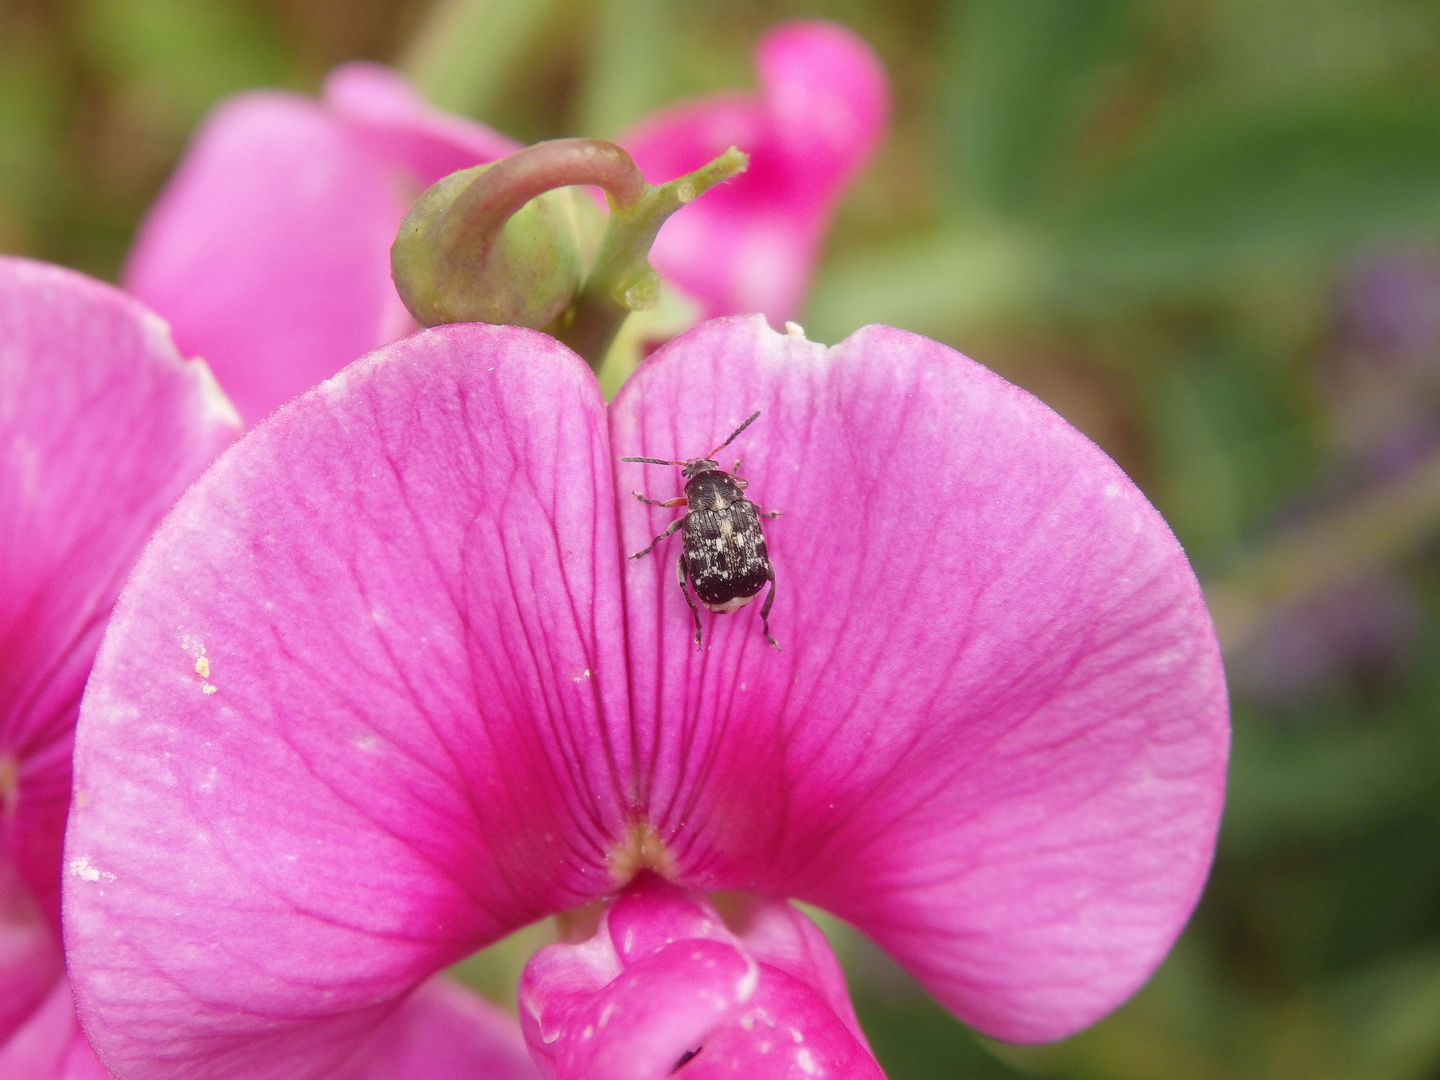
[1144,340,1315,569]
[1337,947,1440,1080]
[77,0,288,133]
[804,223,1054,343]
[1220,708,1429,853]
[447,918,554,1008]
[0,43,67,247]
[1058,98,1440,295]
[574,0,674,138]
[400,0,567,120]
[940,0,1134,218]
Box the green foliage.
[1058,98,1440,295]
[941,0,1134,217]
[77,0,290,133]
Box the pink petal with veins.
[611,317,1227,1041]
[336,978,537,1080]
[67,315,1225,1072]
[621,21,888,323]
[1,257,238,933]
[520,875,880,1080]
[65,325,632,1080]
[0,256,237,1075]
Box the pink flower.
[0,256,239,1076]
[65,315,1228,1078]
[522,874,882,1079]
[620,21,887,326]
[122,65,518,427]
[122,21,888,426]
[0,257,537,1080]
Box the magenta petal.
[519,876,880,1079]
[123,93,411,425]
[610,317,1228,1042]
[0,976,110,1080]
[1,257,238,930]
[336,977,537,1080]
[323,63,519,186]
[621,21,888,323]
[65,325,632,1079]
[0,859,63,1045]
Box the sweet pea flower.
[0,257,538,1079]
[65,315,1228,1079]
[0,256,239,1076]
[123,21,888,426]
[619,21,887,326]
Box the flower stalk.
[391,136,747,370]
[558,146,748,365]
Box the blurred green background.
[6,0,1440,1076]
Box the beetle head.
[680,457,720,478]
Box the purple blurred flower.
[1336,249,1440,365]
[1228,573,1423,708]
[123,22,888,426]
[65,316,1227,1078]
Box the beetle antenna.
[707,410,761,458]
[619,456,684,466]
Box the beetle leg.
[629,516,684,559]
[678,553,703,647]
[758,509,781,519]
[759,565,778,650]
[632,492,688,508]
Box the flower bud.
[391,163,583,329]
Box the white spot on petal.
[68,856,115,883]
[735,956,759,1003]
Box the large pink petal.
[65,325,632,1080]
[621,21,888,324]
[610,317,1228,1043]
[0,976,110,1080]
[123,93,412,426]
[322,63,519,187]
[519,875,880,1079]
[336,977,537,1080]
[0,257,239,930]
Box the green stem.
[560,147,748,369]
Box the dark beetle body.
[679,469,771,613]
[622,411,778,649]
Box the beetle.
[622,410,779,649]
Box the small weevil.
[622,410,779,649]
